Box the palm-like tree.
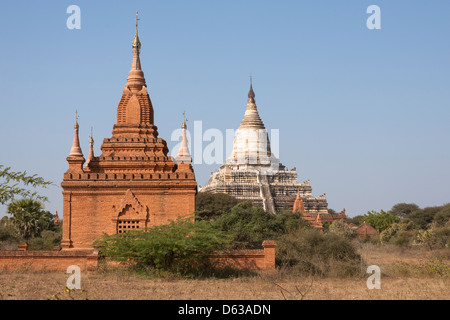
[7,199,45,241]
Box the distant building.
[356,221,379,238]
[292,189,346,228]
[200,82,330,215]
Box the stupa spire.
[86,127,95,167]
[248,75,255,100]
[69,111,83,157]
[176,111,192,164]
[239,78,265,129]
[293,188,306,215]
[127,11,146,92]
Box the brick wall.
[0,250,98,272]
[0,241,276,272]
[210,240,276,271]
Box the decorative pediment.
[113,189,148,220]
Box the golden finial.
[132,11,141,49]
[248,75,255,99]
[135,11,140,32]
[74,110,79,129]
[89,127,94,145]
[182,111,187,129]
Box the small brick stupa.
[292,189,346,229]
[61,15,197,250]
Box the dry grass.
[0,244,449,300]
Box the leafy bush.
[346,215,364,226]
[361,210,399,233]
[276,228,364,277]
[0,217,21,250]
[211,201,307,249]
[389,257,450,277]
[195,192,240,220]
[390,230,416,247]
[328,219,357,239]
[407,206,441,230]
[433,204,450,227]
[380,219,416,246]
[94,217,235,277]
[28,230,62,251]
[415,226,450,250]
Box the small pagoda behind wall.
[200,82,332,218]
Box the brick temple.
[60,20,197,250]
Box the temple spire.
[293,188,306,215]
[176,111,192,164]
[238,79,265,129]
[248,75,255,100]
[132,11,141,50]
[86,127,95,167]
[127,11,146,91]
[69,111,83,157]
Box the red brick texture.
[61,37,197,250]
[0,250,98,272]
[0,241,277,272]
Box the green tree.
[0,165,52,205]
[346,215,364,226]
[407,206,441,229]
[433,204,450,227]
[211,202,309,249]
[390,203,420,219]
[6,199,53,241]
[195,192,240,220]
[212,202,286,248]
[361,210,399,233]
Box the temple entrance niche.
[113,189,149,234]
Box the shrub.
[276,228,364,277]
[211,202,308,249]
[390,230,415,248]
[346,215,364,226]
[414,226,450,250]
[94,216,234,277]
[195,192,240,220]
[328,219,357,239]
[380,220,416,246]
[407,206,441,230]
[28,230,62,251]
[0,217,21,250]
[433,204,450,227]
[361,210,399,233]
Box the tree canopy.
[0,165,53,205]
[361,210,399,232]
[6,198,55,240]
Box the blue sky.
[0,1,449,218]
